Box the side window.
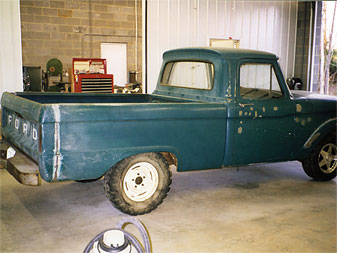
[240,63,283,99]
[161,61,214,90]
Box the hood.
[291,90,337,101]
[291,90,337,113]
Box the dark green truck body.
[1,48,336,184]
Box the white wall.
[0,0,23,102]
[145,0,298,93]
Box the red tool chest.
[72,58,114,93]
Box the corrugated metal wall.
[145,0,298,93]
[0,0,23,101]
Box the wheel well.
[319,128,336,144]
[160,152,178,167]
[329,129,336,138]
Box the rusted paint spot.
[255,111,258,118]
[296,104,302,112]
[238,127,243,134]
[250,107,254,111]
[262,107,266,112]
[295,117,300,123]
[301,120,306,126]
[273,106,278,111]
[239,111,243,116]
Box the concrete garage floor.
[0,161,336,253]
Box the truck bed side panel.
[40,103,227,181]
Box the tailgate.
[1,92,42,162]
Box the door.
[101,43,127,86]
[233,60,296,165]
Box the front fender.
[297,117,337,159]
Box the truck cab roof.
[163,47,277,60]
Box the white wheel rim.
[318,143,337,174]
[123,162,159,202]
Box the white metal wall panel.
[0,0,23,102]
[145,0,298,93]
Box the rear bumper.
[0,140,41,186]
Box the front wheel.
[104,153,172,215]
[302,135,337,181]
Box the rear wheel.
[75,177,102,183]
[104,153,172,215]
[302,135,337,181]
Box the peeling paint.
[295,117,300,123]
[301,120,306,126]
[262,107,266,112]
[52,104,61,122]
[304,132,321,148]
[238,127,243,134]
[254,111,258,118]
[239,111,243,116]
[225,85,231,97]
[249,112,252,116]
[250,107,254,111]
[296,104,302,112]
[304,117,337,148]
[52,105,62,181]
[259,115,262,118]
[273,106,278,111]
[240,121,243,124]
[244,112,248,116]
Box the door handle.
[239,103,254,108]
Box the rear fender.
[113,146,181,170]
[45,146,181,182]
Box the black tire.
[302,134,337,181]
[75,177,102,183]
[104,153,172,215]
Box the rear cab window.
[161,61,214,90]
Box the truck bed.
[1,92,227,182]
[16,92,196,104]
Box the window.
[240,63,282,99]
[161,61,214,90]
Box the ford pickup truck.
[1,48,336,215]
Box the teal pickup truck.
[1,48,336,215]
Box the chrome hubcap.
[123,162,159,202]
[318,143,337,174]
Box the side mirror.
[287,77,303,90]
